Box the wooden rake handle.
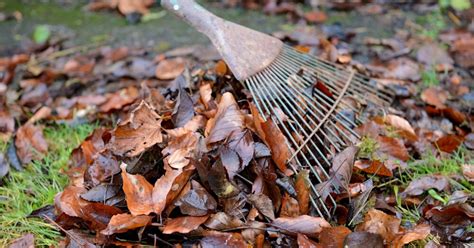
[161,0,223,39]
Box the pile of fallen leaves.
[1,1,474,247]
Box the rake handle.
[161,0,222,38]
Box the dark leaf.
[0,153,9,182]
[220,147,241,180]
[176,180,217,216]
[228,130,254,168]
[200,232,248,248]
[172,87,195,127]
[248,193,275,220]
[402,175,449,196]
[343,232,384,248]
[208,159,239,198]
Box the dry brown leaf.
[200,232,248,248]
[155,58,186,80]
[100,86,139,113]
[435,135,464,153]
[319,226,352,248]
[461,164,473,182]
[9,233,35,248]
[355,208,401,243]
[15,123,48,164]
[162,215,209,234]
[261,119,292,176]
[295,170,310,215]
[384,114,416,136]
[297,233,319,248]
[176,180,217,216]
[343,232,384,248]
[421,87,449,109]
[215,60,228,76]
[101,214,152,235]
[204,212,244,230]
[272,215,331,237]
[117,0,154,15]
[280,193,300,217]
[109,101,162,157]
[248,193,275,220]
[54,186,88,217]
[151,165,188,215]
[354,160,393,177]
[392,223,430,248]
[206,92,244,144]
[304,10,327,23]
[199,83,213,110]
[120,163,154,216]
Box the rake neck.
[161,0,284,81]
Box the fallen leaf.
[206,92,244,144]
[280,193,300,217]
[100,86,139,113]
[402,175,449,196]
[295,170,310,215]
[248,193,275,220]
[15,123,48,164]
[101,214,152,235]
[392,223,430,248]
[421,87,449,109]
[80,202,123,230]
[435,135,463,153]
[220,147,241,180]
[151,165,188,215]
[54,186,88,217]
[109,101,162,157]
[204,212,244,230]
[343,232,384,248]
[462,164,474,182]
[384,114,416,137]
[304,10,327,23]
[176,180,217,216]
[200,232,248,248]
[297,233,318,248]
[331,146,359,190]
[0,110,14,142]
[155,58,186,80]
[9,233,34,248]
[208,159,239,198]
[425,203,474,225]
[261,118,292,176]
[120,163,154,216]
[355,208,401,243]
[465,133,474,150]
[228,130,254,168]
[215,60,228,76]
[117,0,154,15]
[354,160,393,177]
[162,215,209,234]
[172,87,195,127]
[272,215,331,237]
[416,43,453,67]
[319,226,352,248]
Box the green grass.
[415,9,447,40]
[421,68,440,87]
[0,123,95,247]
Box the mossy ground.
[0,123,95,247]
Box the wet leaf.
[155,58,186,80]
[9,233,35,248]
[421,87,449,109]
[176,180,217,216]
[402,175,449,196]
[392,223,430,248]
[434,135,463,153]
[15,123,48,164]
[248,193,275,220]
[109,101,162,157]
[206,92,244,144]
[120,163,154,216]
[355,208,400,243]
[162,215,209,234]
[272,215,331,237]
[295,170,310,215]
[319,226,352,248]
[343,232,384,248]
[101,214,152,235]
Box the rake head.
[244,45,394,218]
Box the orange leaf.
[121,163,154,216]
[354,160,393,177]
[101,214,152,235]
[295,170,310,215]
[162,215,209,234]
